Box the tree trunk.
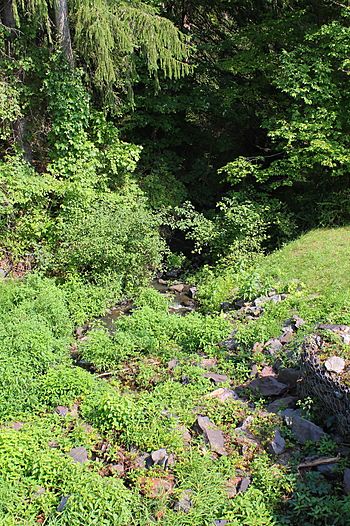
[54,0,75,67]
[1,0,15,28]
[1,0,16,53]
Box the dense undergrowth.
[0,228,349,525]
[0,1,350,524]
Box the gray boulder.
[269,429,286,455]
[283,410,325,444]
[249,376,288,396]
[197,416,226,455]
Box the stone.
[57,495,70,512]
[324,356,346,374]
[168,358,178,370]
[342,333,350,345]
[277,368,301,388]
[151,448,168,468]
[266,396,297,413]
[249,376,288,396]
[110,463,125,476]
[176,424,192,445]
[11,421,24,430]
[238,477,251,493]
[158,279,167,285]
[139,476,174,498]
[279,327,295,344]
[283,410,325,444]
[188,286,197,298]
[196,416,226,455]
[206,388,239,402]
[174,490,193,513]
[260,366,276,377]
[221,302,234,312]
[219,337,238,351]
[269,429,286,455]
[343,468,350,495]
[254,296,269,307]
[203,372,229,384]
[200,357,218,369]
[226,478,240,498]
[55,406,69,417]
[170,283,185,293]
[69,446,88,464]
[317,463,338,480]
[265,338,283,354]
[214,521,229,526]
[252,342,264,354]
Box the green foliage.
[79,288,231,371]
[0,275,72,421]
[0,416,137,525]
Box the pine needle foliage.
[72,0,191,91]
[11,0,191,97]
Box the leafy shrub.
[0,275,72,421]
[0,418,137,525]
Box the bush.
[0,275,72,421]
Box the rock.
[219,337,238,351]
[260,366,276,377]
[56,406,69,417]
[165,269,181,279]
[57,495,70,512]
[253,296,269,307]
[266,396,297,413]
[176,424,192,445]
[168,358,178,370]
[196,416,226,455]
[293,315,305,329]
[214,521,229,526]
[277,368,301,388]
[265,338,283,354]
[283,410,325,444]
[269,294,283,303]
[206,388,239,402]
[200,357,218,369]
[170,283,185,293]
[279,327,295,344]
[203,372,229,384]
[269,429,286,455]
[226,478,240,498]
[221,302,234,312]
[188,286,197,298]
[342,333,350,345]
[238,477,251,493]
[69,446,88,464]
[250,364,259,377]
[0,268,7,279]
[158,279,167,285]
[135,453,150,469]
[11,421,24,430]
[343,468,350,495]
[110,463,125,476]
[174,490,193,513]
[317,463,338,480]
[151,448,168,468]
[139,476,174,498]
[325,356,345,374]
[249,376,288,396]
[252,342,264,354]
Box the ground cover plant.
[0,0,350,524]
